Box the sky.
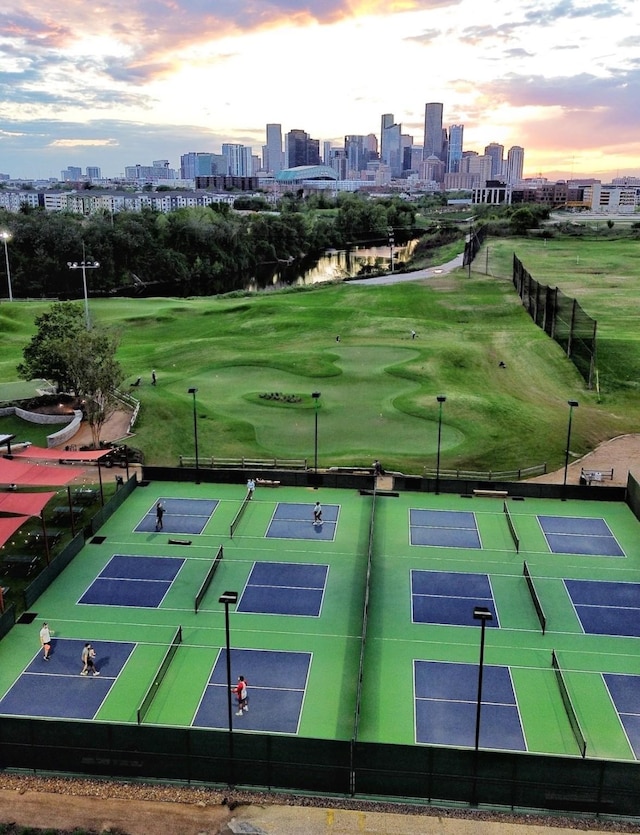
[0,0,639,182]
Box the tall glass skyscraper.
[447,124,464,173]
[265,124,283,175]
[423,103,444,161]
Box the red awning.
[0,458,87,486]
[13,445,110,462]
[0,515,31,550]
[0,492,57,517]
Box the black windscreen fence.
[513,255,597,388]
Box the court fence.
[1,718,639,816]
[512,254,597,388]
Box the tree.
[63,329,124,449]
[18,302,124,448]
[17,302,85,391]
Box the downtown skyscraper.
[423,103,444,161]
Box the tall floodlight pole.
[388,226,394,273]
[187,387,200,483]
[0,230,12,301]
[67,243,99,330]
[219,591,238,739]
[435,395,446,495]
[473,606,493,752]
[563,400,579,493]
[312,391,321,473]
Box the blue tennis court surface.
[237,561,329,616]
[135,497,219,534]
[565,579,640,637]
[538,515,625,557]
[410,509,481,549]
[192,647,311,734]
[0,639,135,720]
[266,502,339,541]
[411,570,499,627]
[603,674,640,759]
[414,660,525,751]
[78,555,185,608]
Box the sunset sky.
[0,0,639,181]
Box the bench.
[473,489,509,498]
[52,505,83,523]
[580,468,614,486]
[256,478,281,487]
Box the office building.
[484,143,505,179]
[286,129,321,168]
[506,146,525,184]
[380,114,403,178]
[264,124,283,175]
[423,103,444,161]
[447,125,464,173]
[222,144,253,177]
[180,153,217,179]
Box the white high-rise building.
[265,124,283,175]
[506,146,525,184]
[484,143,505,179]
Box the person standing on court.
[313,501,323,525]
[247,477,256,498]
[232,675,248,716]
[81,643,100,676]
[155,501,164,531]
[39,622,52,661]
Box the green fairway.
[1,235,640,474]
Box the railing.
[179,456,308,470]
[423,463,547,481]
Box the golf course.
[1,233,639,475]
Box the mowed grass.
[1,243,639,474]
[484,236,640,391]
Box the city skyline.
[0,0,638,181]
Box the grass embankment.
[1,236,639,475]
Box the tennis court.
[2,482,640,768]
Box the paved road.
[349,252,464,285]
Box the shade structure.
[13,445,110,462]
[0,492,57,518]
[0,515,31,550]
[0,458,86,486]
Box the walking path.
[349,252,464,284]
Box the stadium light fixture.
[187,387,200,484]
[563,400,579,493]
[0,230,12,302]
[67,244,100,330]
[473,606,493,752]
[219,591,239,743]
[435,395,446,495]
[312,392,321,473]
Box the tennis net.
[503,500,520,553]
[195,546,224,613]
[230,492,252,538]
[137,625,183,725]
[551,649,587,758]
[523,560,546,634]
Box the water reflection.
[247,239,420,292]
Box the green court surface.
[1,483,640,762]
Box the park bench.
[472,488,509,498]
[580,468,614,486]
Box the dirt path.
[526,433,640,487]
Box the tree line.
[0,193,418,299]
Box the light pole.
[312,391,321,473]
[473,606,493,751]
[435,395,446,495]
[387,226,394,273]
[563,400,579,492]
[67,244,99,330]
[219,591,239,738]
[0,230,12,301]
[187,387,200,483]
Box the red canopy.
[0,492,57,517]
[0,458,86,486]
[13,445,110,462]
[0,515,31,550]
